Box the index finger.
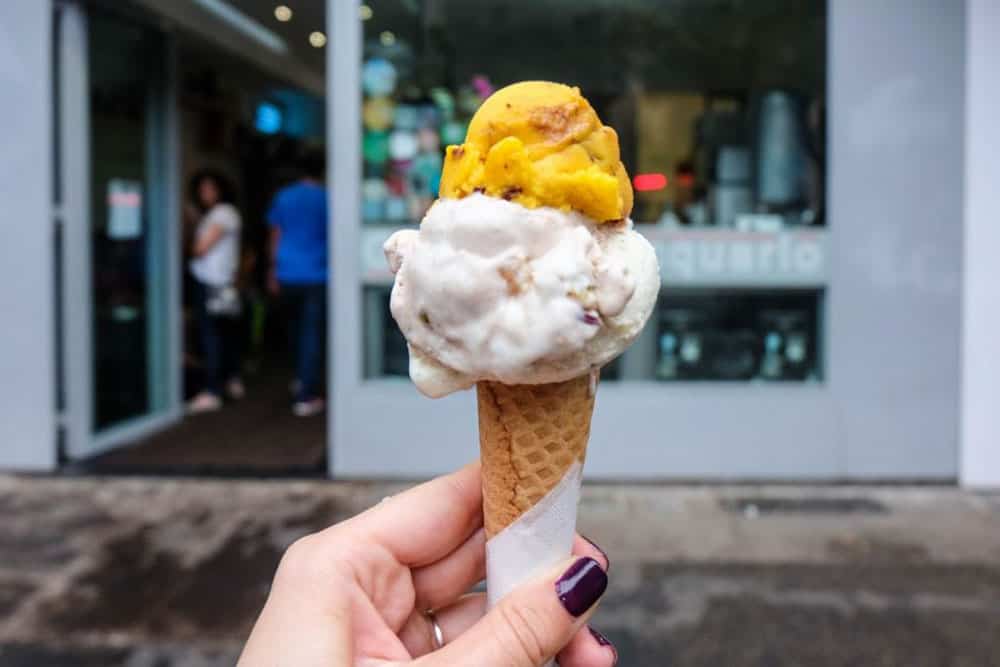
[344,461,484,567]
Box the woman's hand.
[238,462,616,667]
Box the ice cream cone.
[384,82,659,618]
[477,373,596,538]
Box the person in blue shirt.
[267,149,328,417]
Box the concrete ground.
[1,475,999,666]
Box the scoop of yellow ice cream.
[439,81,633,223]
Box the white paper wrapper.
[485,461,584,666]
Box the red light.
[633,173,668,191]
[676,173,695,188]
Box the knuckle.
[494,599,555,665]
[276,534,329,585]
[282,534,316,565]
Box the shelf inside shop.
[363,284,823,384]
[361,224,829,290]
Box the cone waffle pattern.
[477,375,595,538]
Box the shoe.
[292,398,325,417]
[187,392,222,415]
[226,378,246,400]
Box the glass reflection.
[361,0,826,382]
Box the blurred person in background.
[267,148,328,417]
[187,169,245,414]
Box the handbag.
[205,284,242,317]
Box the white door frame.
[960,0,1000,488]
[59,1,182,461]
[58,1,95,460]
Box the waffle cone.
[477,374,596,538]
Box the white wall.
[0,1,56,470]
[960,0,1000,488]
[828,0,965,478]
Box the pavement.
[1,474,999,666]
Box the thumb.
[418,557,608,667]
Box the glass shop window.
[360,0,827,383]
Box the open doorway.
[79,0,329,475]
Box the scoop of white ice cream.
[384,193,660,397]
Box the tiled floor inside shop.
[85,372,325,474]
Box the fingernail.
[555,557,608,617]
[589,626,618,665]
[581,534,610,571]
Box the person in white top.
[187,170,245,414]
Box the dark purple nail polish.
[589,627,618,664]
[555,557,607,617]
[582,534,610,571]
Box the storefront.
[2,0,327,470]
[328,0,984,481]
[1,0,997,485]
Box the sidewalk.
[1,474,998,666]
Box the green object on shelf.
[410,151,442,197]
[363,131,390,165]
[430,87,455,119]
[441,120,467,146]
